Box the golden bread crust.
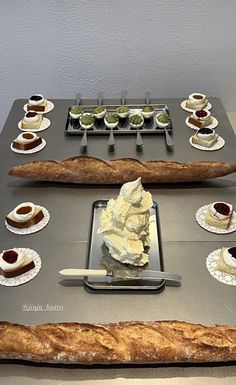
[0,320,236,364]
[8,156,236,184]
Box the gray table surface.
[0,98,236,384]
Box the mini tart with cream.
[93,106,107,119]
[186,93,208,110]
[21,111,43,129]
[188,109,213,129]
[12,132,42,151]
[5,202,44,229]
[0,248,35,278]
[216,247,236,275]
[205,202,233,229]
[69,106,84,119]
[191,127,218,148]
[27,94,47,112]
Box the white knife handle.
[59,268,107,277]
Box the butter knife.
[59,268,182,285]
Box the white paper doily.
[10,138,46,154]
[18,117,51,132]
[0,248,41,287]
[189,136,225,151]
[196,205,236,234]
[5,206,50,235]
[206,248,236,286]
[23,100,54,114]
[181,100,212,112]
[185,116,218,130]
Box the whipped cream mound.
[98,178,153,266]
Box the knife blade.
[59,268,182,285]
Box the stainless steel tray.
[84,200,165,292]
[65,104,172,135]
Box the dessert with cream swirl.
[98,178,153,266]
[205,201,233,229]
[27,94,47,112]
[21,111,43,129]
[0,248,35,278]
[12,132,42,151]
[5,202,44,229]
[192,127,218,148]
[188,109,213,129]
[186,93,208,110]
[216,247,236,275]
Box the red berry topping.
[196,110,208,118]
[2,250,18,264]
[214,202,230,216]
[228,247,236,260]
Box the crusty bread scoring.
[0,320,235,364]
[8,156,236,184]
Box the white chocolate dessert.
[186,93,208,110]
[0,248,35,278]
[12,132,42,151]
[5,202,44,229]
[21,111,43,129]
[98,178,153,266]
[27,94,47,112]
[188,109,213,129]
[205,202,233,229]
[191,127,218,148]
[216,247,236,275]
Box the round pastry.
[216,246,236,275]
[5,202,44,229]
[141,105,154,119]
[12,132,42,151]
[191,127,218,148]
[28,94,45,106]
[188,109,212,129]
[205,201,233,229]
[129,113,144,129]
[27,94,47,112]
[0,248,35,278]
[155,112,171,128]
[93,106,107,119]
[104,113,119,129]
[24,111,39,122]
[116,106,129,118]
[13,202,35,222]
[69,106,84,119]
[21,111,43,130]
[186,93,208,110]
[79,113,95,129]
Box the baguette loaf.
[8,156,236,184]
[0,320,236,364]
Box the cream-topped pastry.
[216,246,236,275]
[191,127,218,148]
[5,202,44,229]
[205,201,233,229]
[186,93,208,110]
[12,132,42,150]
[98,178,153,266]
[27,94,47,112]
[13,202,35,221]
[188,109,213,129]
[22,111,42,129]
[0,248,35,278]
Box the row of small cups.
[69,106,171,129]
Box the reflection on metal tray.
[65,104,172,135]
[84,200,165,292]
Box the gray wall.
[1,0,236,130]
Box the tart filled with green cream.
[79,113,95,129]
